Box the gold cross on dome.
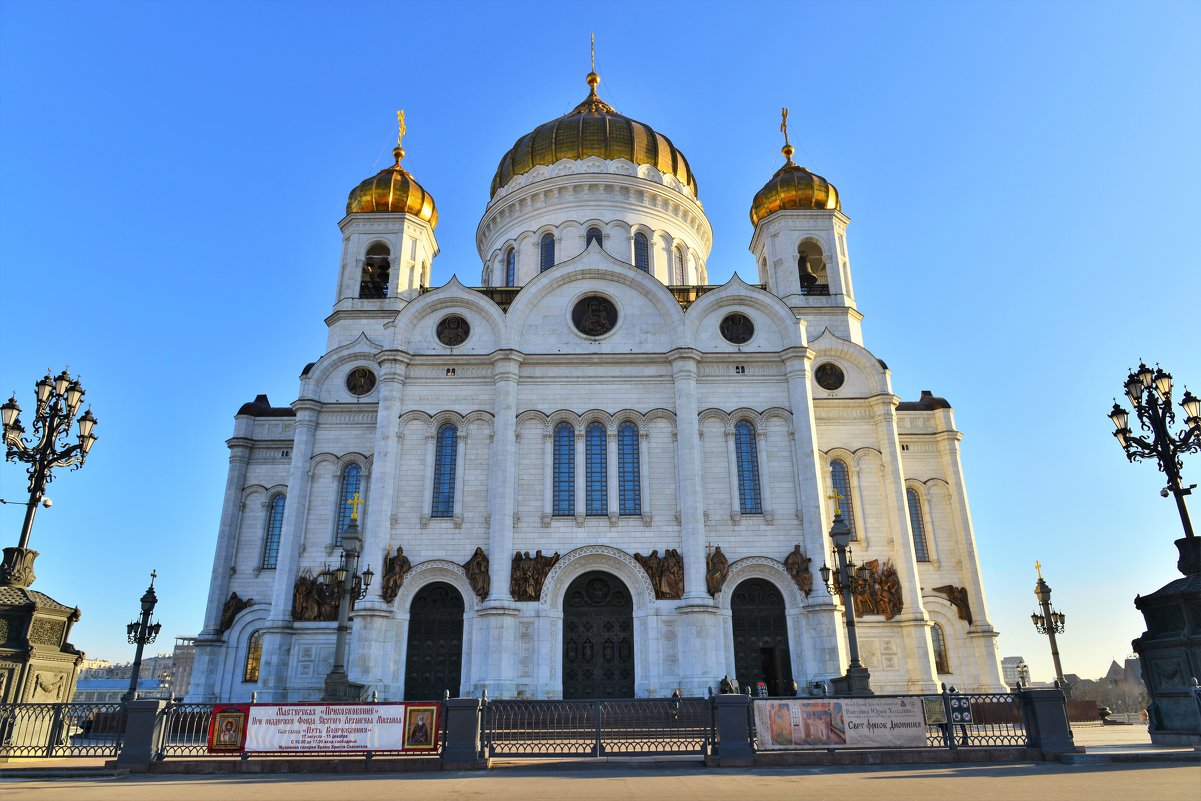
[396,110,406,149]
[1035,560,1043,580]
[780,107,791,147]
[347,492,365,521]
[827,489,843,517]
[590,32,595,72]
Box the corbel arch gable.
[515,409,550,434]
[302,332,386,401]
[807,328,891,395]
[397,410,435,438]
[683,273,805,350]
[579,409,613,430]
[642,408,677,431]
[391,275,507,354]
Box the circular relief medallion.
[720,313,754,344]
[436,315,471,346]
[814,363,846,391]
[345,367,376,396]
[571,295,618,337]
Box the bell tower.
[749,109,861,345]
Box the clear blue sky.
[1,0,1197,683]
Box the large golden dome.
[490,73,698,199]
[749,143,840,226]
[346,140,438,228]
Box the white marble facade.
[188,78,1006,703]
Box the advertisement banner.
[753,696,928,750]
[207,702,439,754]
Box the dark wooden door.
[404,582,464,700]
[731,578,794,696]
[563,571,635,699]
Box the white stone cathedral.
[188,72,1006,703]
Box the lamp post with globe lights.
[123,570,163,702]
[322,493,374,702]
[1030,562,1069,696]
[818,492,873,697]
[1,369,98,587]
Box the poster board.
[206,702,440,754]
[752,696,930,750]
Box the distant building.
[1001,656,1029,688]
[169,637,196,701]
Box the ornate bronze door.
[731,578,794,696]
[563,571,635,699]
[404,582,464,700]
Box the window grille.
[618,422,641,515]
[243,630,263,682]
[335,463,362,546]
[585,423,607,515]
[261,494,285,569]
[634,233,649,272]
[553,422,575,516]
[734,420,762,514]
[540,233,555,272]
[505,248,516,287]
[907,488,931,561]
[672,247,685,284]
[586,227,603,250]
[431,424,458,517]
[932,623,951,673]
[830,459,855,538]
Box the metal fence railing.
[156,703,213,757]
[0,702,124,758]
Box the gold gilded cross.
[590,32,595,72]
[396,110,406,149]
[347,492,364,521]
[780,107,791,147]
[827,489,843,517]
[1034,560,1042,580]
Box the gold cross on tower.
[827,489,844,517]
[396,110,406,149]
[1034,560,1043,580]
[590,32,595,73]
[347,492,364,522]
[780,107,791,147]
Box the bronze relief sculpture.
[933,584,973,625]
[464,547,490,601]
[634,548,684,600]
[511,550,561,601]
[783,544,813,596]
[291,569,348,622]
[706,546,730,596]
[850,559,904,620]
[380,545,412,604]
[218,592,253,633]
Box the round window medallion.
[720,313,754,344]
[571,295,618,337]
[436,315,471,346]
[346,367,377,396]
[814,363,845,391]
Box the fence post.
[115,699,168,772]
[1018,686,1076,756]
[442,697,486,770]
[712,693,754,767]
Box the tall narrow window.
[552,422,575,516]
[585,227,603,250]
[585,422,607,515]
[504,247,516,287]
[931,624,951,673]
[335,463,362,546]
[360,243,390,298]
[431,424,458,518]
[540,233,555,272]
[830,459,856,538]
[672,247,685,284]
[261,494,286,569]
[906,488,931,562]
[243,630,263,682]
[618,421,641,515]
[734,420,762,514]
[633,233,649,272]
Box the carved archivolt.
[698,407,794,434]
[539,545,656,609]
[718,557,806,611]
[391,559,475,613]
[398,410,494,437]
[516,408,672,436]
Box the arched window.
[585,227,603,250]
[906,488,931,562]
[504,247,516,287]
[360,243,390,298]
[931,623,951,674]
[243,630,263,682]
[585,422,607,515]
[672,246,685,284]
[335,463,363,546]
[431,424,458,518]
[734,420,762,514]
[553,422,575,516]
[261,494,286,569]
[633,233,649,272]
[540,233,555,272]
[618,421,641,515]
[830,459,855,538]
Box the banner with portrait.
[206,702,440,754]
[753,696,928,750]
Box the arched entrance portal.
[563,571,634,699]
[404,582,464,700]
[731,578,794,696]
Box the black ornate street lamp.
[819,493,873,697]
[1,369,98,587]
[124,570,163,702]
[1108,362,1200,545]
[323,493,374,702]
[1030,562,1069,696]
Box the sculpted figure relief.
[783,545,813,596]
[464,547,490,601]
[706,546,729,596]
[291,570,345,622]
[511,550,561,601]
[218,591,253,633]
[381,545,412,604]
[634,548,684,600]
[933,584,973,625]
[850,559,903,620]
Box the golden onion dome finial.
[780,107,796,165]
[345,109,437,227]
[394,109,407,165]
[749,109,840,225]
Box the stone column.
[188,421,253,701]
[724,428,741,522]
[781,347,845,683]
[347,350,410,695]
[606,430,619,524]
[756,426,774,523]
[257,398,322,702]
[574,427,585,524]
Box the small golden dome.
[346,135,438,228]
[749,146,840,226]
[490,73,698,199]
